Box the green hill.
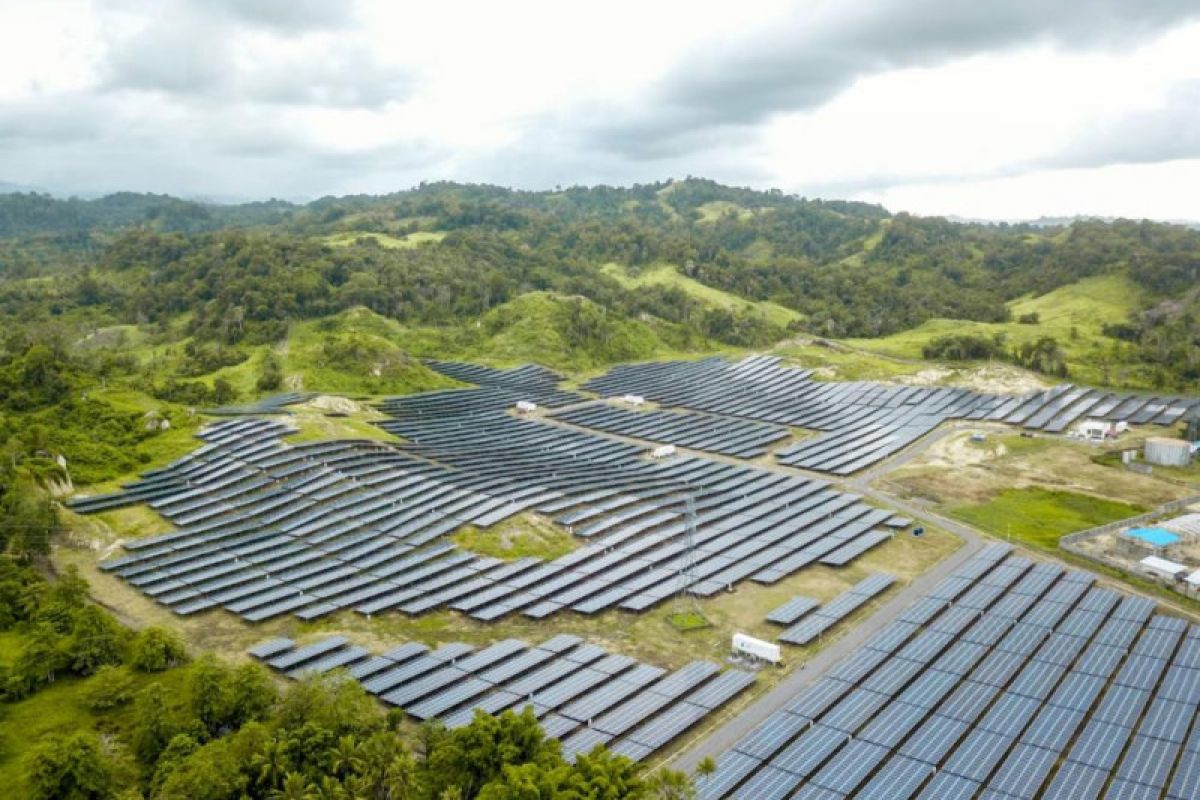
[601,262,800,329]
[846,274,1146,386]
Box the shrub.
[130,627,188,672]
[81,665,135,711]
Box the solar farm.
[583,356,1199,474]
[248,633,755,763]
[65,352,1200,796]
[697,544,1200,799]
[70,361,914,623]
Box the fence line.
[1060,494,1200,546]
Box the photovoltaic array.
[582,356,1198,474]
[698,545,1200,799]
[70,364,904,622]
[250,633,755,763]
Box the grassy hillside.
[284,308,463,395]
[846,274,1143,386]
[426,291,692,371]
[322,230,446,249]
[602,262,801,329]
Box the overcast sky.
[2,0,1200,220]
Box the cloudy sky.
[2,0,1200,220]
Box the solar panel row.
[251,633,754,763]
[550,404,789,458]
[583,355,1198,476]
[698,544,1200,799]
[777,574,896,646]
[73,370,901,622]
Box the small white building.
[515,400,538,414]
[621,394,646,406]
[732,633,781,664]
[1140,555,1188,581]
[650,444,676,459]
[1186,570,1200,593]
[1076,419,1127,441]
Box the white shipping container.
[733,633,781,664]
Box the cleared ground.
[886,429,1193,511]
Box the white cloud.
[0,0,1198,218]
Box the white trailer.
[622,394,646,406]
[732,633,781,664]
[650,444,676,458]
[515,400,538,414]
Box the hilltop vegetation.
[2,178,1198,394]
[1,178,1200,493]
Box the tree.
[190,656,232,736]
[25,732,113,800]
[257,353,284,392]
[130,626,188,671]
[81,664,135,711]
[211,378,237,406]
[270,773,317,800]
[227,662,277,728]
[69,604,127,676]
[251,735,292,793]
[12,621,68,695]
[645,768,695,800]
[132,683,179,765]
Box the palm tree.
[695,757,716,779]
[329,735,364,779]
[270,772,317,800]
[383,752,421,800]
[253,736,291,791]
[646,768,697,800]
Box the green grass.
[0,656,191,796]
[695,201,753,223]
[394,291,716,372]
[601,262,801,329]
[284,309,462,396]
[322,230,446,249]
[770,340,926,381]
[452,513,579,561]
[845,274,1144,385]
[947,487,1146,550]
[666,611,712,632]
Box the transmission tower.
[672,490,705,622]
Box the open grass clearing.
[947,487,1144,550]
[845,274,1146,387]
[322,230,446,249]
[452,513,579,561]
[601,262,801,329]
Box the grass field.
[452,513,579,561]
[846,274,1144,386]
[888,429,1191,512]
[0,653,190,796]
[322,230,446,249]
[601,262,801,329]
[947,487,1145,550]
[771,339,926,381]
